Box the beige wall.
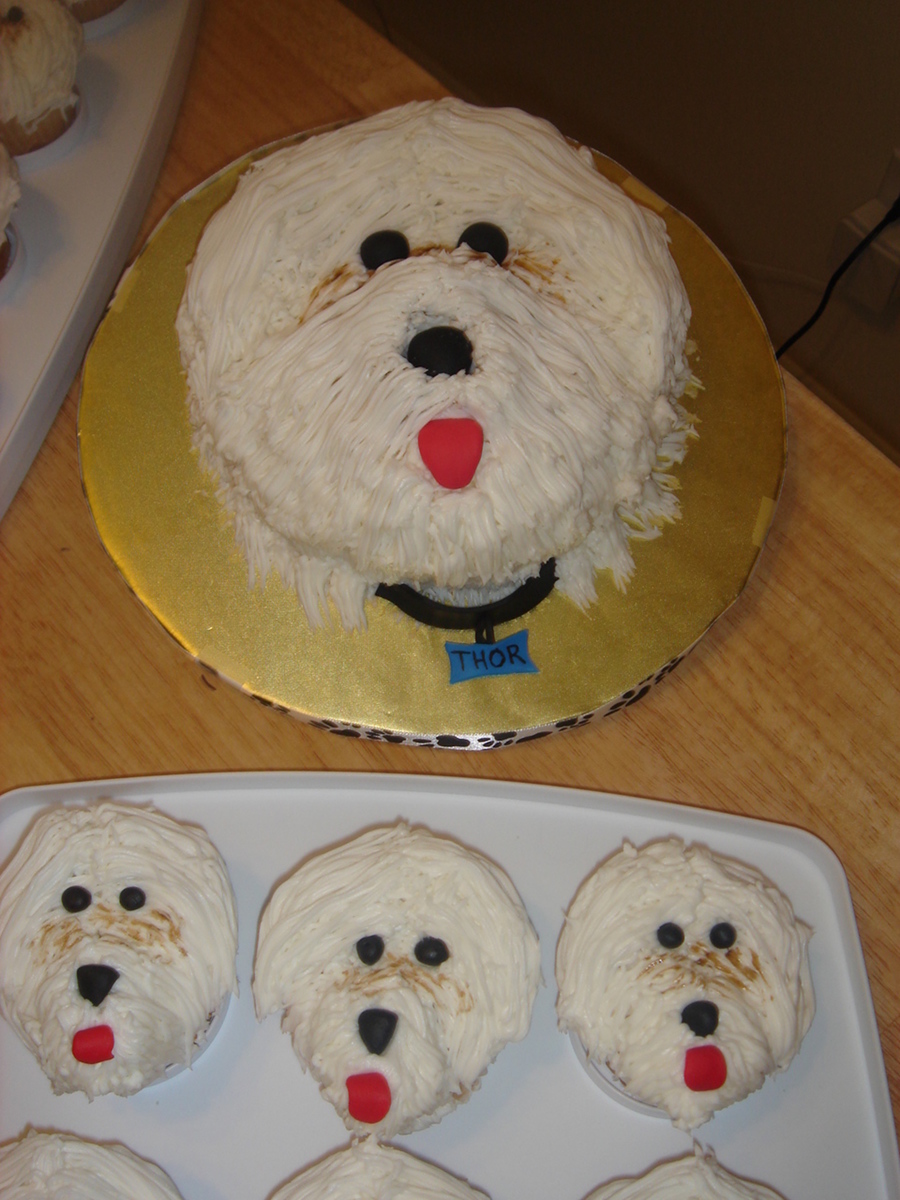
[341,0,900,459]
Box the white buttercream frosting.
[253,822,541,1137]
[0,800,239,1098]
[176,98,693,629]
[556,838,814,1129]
[269,1139,489,1200]
[0,1130,184,1200]
[585,1148,788,1199]
[0,142,19,246]
[0,0,82,131]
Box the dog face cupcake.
[584,1149,788,1199]
[253,822,541,1137]
[0,142,20,277]
[0,800,238,1098]
[0,0,83,156]
[0,1130,185,1200]
[556,838,814,1129]
[176,98,693,630]
[268,1139,489,1200]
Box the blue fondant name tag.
[445,630,538,684]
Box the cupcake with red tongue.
[555,837,814,1130]
[253,822,541,1138]
[0,800,238,1098]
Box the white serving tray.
[0,773,897,1200]
[0,0,202,520]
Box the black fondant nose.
[406,326,473,377]
[76,964,120,1007]
[681,999,719,1038]
[357,1007,398,1056]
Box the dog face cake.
[0,1131,185,1200]
[253,822,541,1137]
[176,98,693,630]
[268,1139,489,1200]
[0,800,238,1098]
[555,838,814,1129]
[584,1149,788,1199]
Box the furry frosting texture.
[176,98,693,629]
[0,800,238,1098]
[584,1148,788,1199]
[556,838,814,1129]
[0,1131,184,1200]
[0,142,20,229]
[253,822,541,1137]
[0,0,82,134]
[268,1139,489,1200]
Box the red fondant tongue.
[683,1044,727,1091]
[418,418,484,489]
[72,1025,114,1064]
[346,1071,392,1124]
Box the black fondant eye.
[62,885,92,913]
[119,886,146,911]
[4,6,24,22]
[656,922,684,949]
[360,230,409,271]
[414,936,449,966]
[710,922,736,949]
[356,934,385,965]
[458,222,508,265]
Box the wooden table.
[1,0,899,1150]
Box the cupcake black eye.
[360,230,409,271]
[710,922,736,949]
[414,936,449,966]
[62,885,92,913]
[119,886,146,911]
[656,922,684,949]
[458,222,508,265]
[356,934,385,965]
[4,6,24,22]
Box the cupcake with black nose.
[555,837,815,1129]
[252,822,541,1137]
[0,800,238,1098]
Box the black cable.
[775,188,900,360]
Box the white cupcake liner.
[568,1031,667,1119]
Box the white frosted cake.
[584,1149,788,1199]
[0,800,238,1098]
[177,98,694,630]
[268,1139,489,1200]
[253,821,541,1137]
[556,837,814,1129]
[0,1130,185,1200]
[0,0,82,156]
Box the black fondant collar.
[375,560,556,644]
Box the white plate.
[0,0,202,520]
[0,773,897,1200]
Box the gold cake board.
[78,134,785,749]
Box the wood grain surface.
[1,0,898,1149]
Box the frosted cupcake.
[59,0,126,23]
[253,822,541,1137]
[584,1148,788,1199]
[0,0,82,156]
[0,799,239,1097]
[556,838,814,1129]
[268,1140,489,1200]
[0,1130,185,1200]
[0,142,20,278]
